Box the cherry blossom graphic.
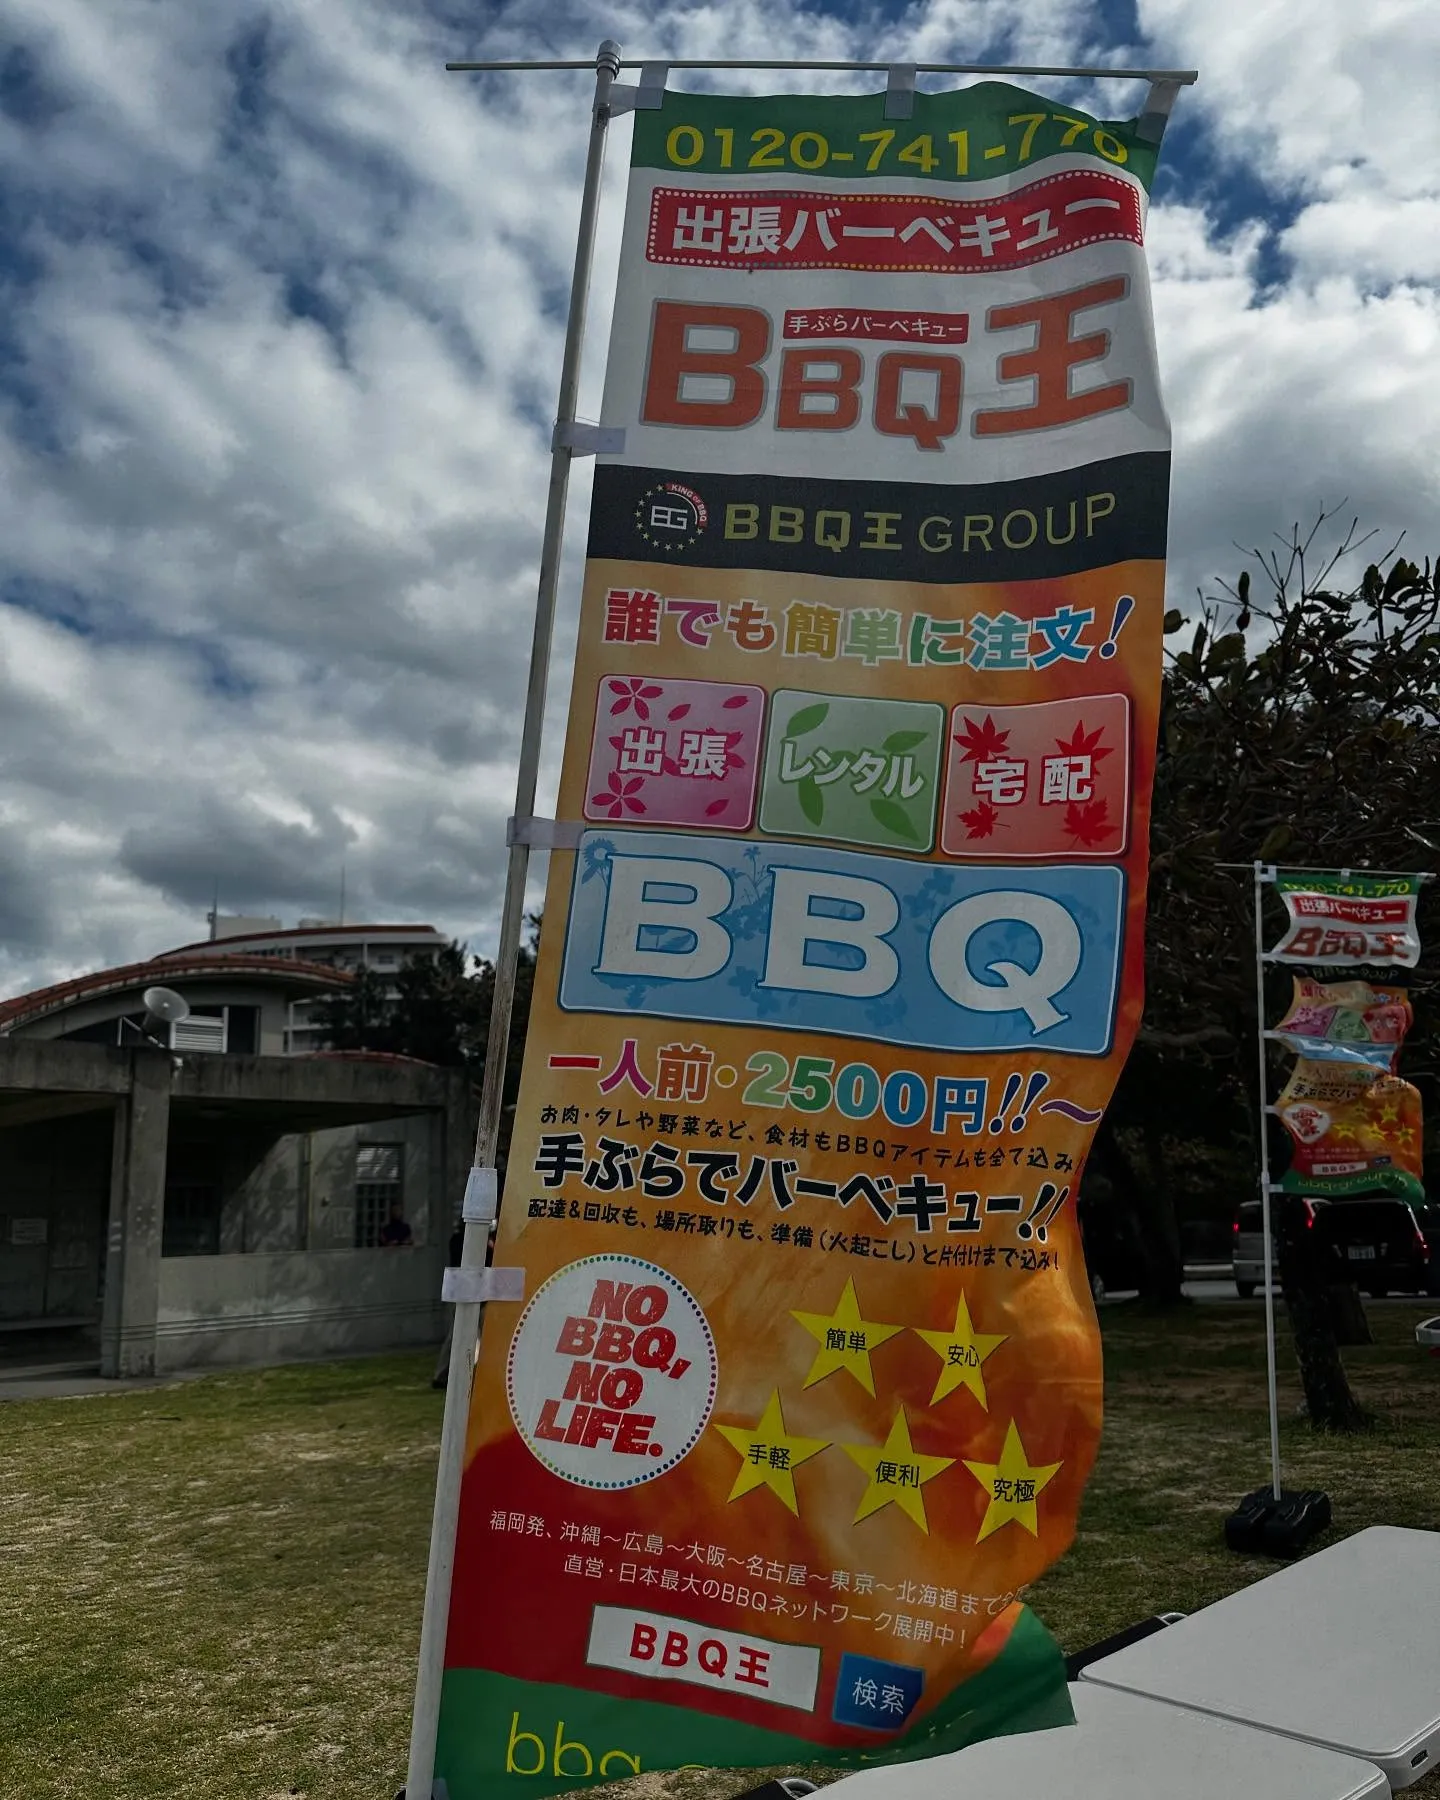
[588,772,647,819]
[607,677,664,720]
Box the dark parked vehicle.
[1078,1192,1147,1302]
[1314,1198,1440,1298]
[1232,1197,1325,1298]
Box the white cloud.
[0,0,1434,1000]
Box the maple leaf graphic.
[960,801,1002,839]
[1065,798,1115,846]
[953,714,1011,763]
[1054,720,1113,763]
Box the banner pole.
[1252,862,1283,1502]
[402,38,622,1800]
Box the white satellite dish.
[141,986,191,1027]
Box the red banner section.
[647,170,1142,274]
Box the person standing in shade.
[378,1199,413,1247]
[432,1217,464,1389]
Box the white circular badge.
[506,1255,718,1490]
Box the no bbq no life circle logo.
[507,1256,718,1489]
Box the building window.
[355,1144,408,1247]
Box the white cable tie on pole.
[1135,77,1182,144]
[609,63,669,115]
[884,64,917,120]
[506,816,585,851]
[442,1266,525,1305]
[552,420,626,456]
[462,1167,498,1224]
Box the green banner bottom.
[1281,1168,1425,1203]
[435,1606,1071,1798]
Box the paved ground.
[0,1361,208,1402]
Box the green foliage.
[311,915,539,1107]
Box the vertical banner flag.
[437,82,1171,1796]
[1271,963,1425,1203]
[1268,872,1423,970]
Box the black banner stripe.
[587,452,1169,586]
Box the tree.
[1108,517,1439,1423]
[311,917,541,1094]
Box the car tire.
[1366,1285,1387,1300]
[1235,1281,1255,1300]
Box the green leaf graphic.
[881,728,928,753]
[785,702,830,738]
[870,797,919,841]
[798,778,824,826]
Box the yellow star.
[791,1277,904,1396]
[963,1419,1062,1543]
[842,1407,954,1533]
[914,1292,1007,1408]
[713,1391,829,1515]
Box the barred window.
[355,1144,405,1247]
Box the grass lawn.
[3,1301,1438,1800]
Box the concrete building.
[158,917,451,1053]
[0,946,474,1377]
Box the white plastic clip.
[552,420,627,456]
[463,1167,498,1225]
[884,65,917,121]
[442,1266,526,1304]
[609,63,669,116]
[506,816,585,851]
[1136,78,1182,146]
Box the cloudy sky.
[0,0,1435,999]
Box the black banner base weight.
[1225,1486,1332,1557]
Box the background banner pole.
[1252,862,1284,1501]
[403,39,622,1800]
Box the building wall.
[0,1037,472,1373]
[0,1111,112,1326]
[154,1244,444,1373]
[153,1110,451,1370]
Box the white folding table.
[1080,1525,1440,1789]
[827,1681,1387,1800]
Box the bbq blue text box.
[561,830,1125,1056]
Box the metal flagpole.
[448,56,1198,81]
[403,39,623,1800]
[1252,863,1284,1501]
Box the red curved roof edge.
[0,953,354,1029]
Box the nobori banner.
[437,78,1172,1799]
